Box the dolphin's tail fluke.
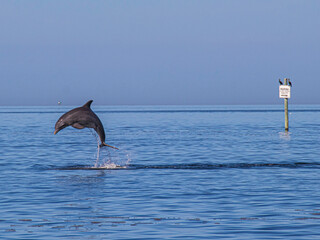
[100,142,119,150]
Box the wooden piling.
[284,78,289,131]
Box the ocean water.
[1,105,320,239]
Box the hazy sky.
[1,0,320,105]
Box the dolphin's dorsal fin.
[83,100,93,108]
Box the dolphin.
[54,100,118,149]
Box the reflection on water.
[57,171,107,185]
[279,131,291,140]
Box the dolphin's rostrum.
[54,100,118,149]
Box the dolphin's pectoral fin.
[72,123,85,129]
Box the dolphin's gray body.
[54,100,118,149]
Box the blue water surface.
[1,105,320,239]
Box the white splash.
[90,129,131,169]
[93,131,101,168]
[94,148,131,169]
[93,161,125,169]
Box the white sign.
[279,85,291,99]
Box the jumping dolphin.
[54,100,118,149]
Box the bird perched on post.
[288,80,292,87]
[279,79,283,85]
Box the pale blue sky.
[1,0,319,105]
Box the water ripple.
[51,162,320,170]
